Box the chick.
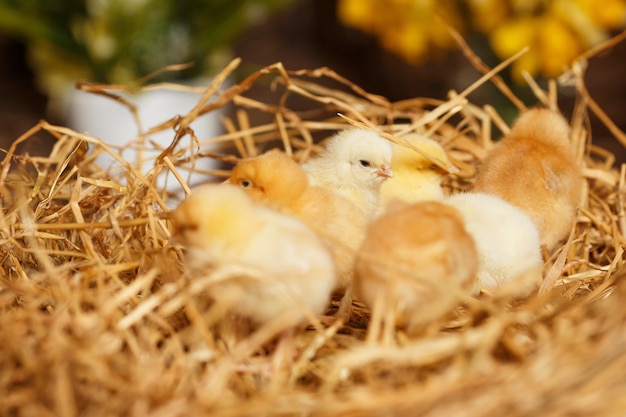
[474,108,583,251]
[170,184,337,328]
[443,192,544,296]
[229,150,368,289]
[354,201,478,332]
[379,134,451,211]
[302,128,393,217]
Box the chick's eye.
[239,180,252,188]
[358,159,371,168]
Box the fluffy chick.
[379,134,451,211]
[443,192,544,296]
[474,108,583,251]
[354,201,478,332]
[170,184,337,328]
[229,150,368,289]
[302,128,393,217]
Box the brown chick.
[353,201,478,333]
[474,108,583,251]
[229,150,369,290]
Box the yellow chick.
[354,201,478,332]
[379,134,451,211]
[474,108,583,251]
[302,128,394,217]
[443,192,544,296]
[170,184,337,328]
[229,150,368,290]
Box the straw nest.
[2,33,626,417]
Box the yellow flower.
[509,0,546,14]
[490,16,539,82]
[552,0,606,47]
[466,0,511,33]
[381,23,430,64]
[537,14,581,77]
[336,0,380,32]
[336,0,462,65]
[489,9,584,81]
[337,0,626,81]
[575,0,626,28]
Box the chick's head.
[229,150,308,207]
[326,128,393,189]
[170,184,254,265]
[393,135,451,173]
[510,108,572,148]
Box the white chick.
[170,184,337,328]
[354,201,478,332]
[442,192,544,296]
[302,128,393,217]
[229,150,368,290]
[379,134,451,211]
[474,108,583,251]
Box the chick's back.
[474,108,583,250]
[354,201,478,330]
[443,192,544,296]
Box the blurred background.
[1,0,625,162]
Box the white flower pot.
[62,79,224,201]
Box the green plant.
[0,0,290,90]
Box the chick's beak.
[377,163,394,178]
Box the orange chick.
[379,134,452,212]
[302,128,393,217]
[474,108,583,251]
[353,201,478,332]
[229,150,369,289]
[170,184,337,328]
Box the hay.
[2,33,626,417]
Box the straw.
[1,32,626,417]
